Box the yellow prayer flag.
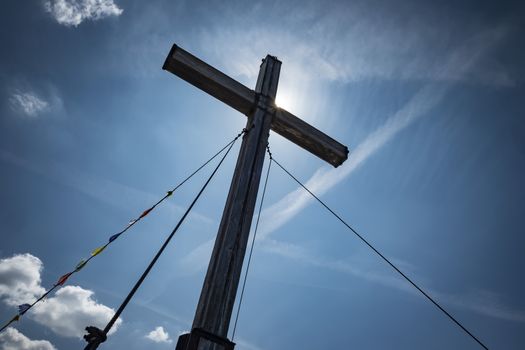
[91,246,106,257]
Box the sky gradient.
[0,0,524,349]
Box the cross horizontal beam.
[163,44,349,167]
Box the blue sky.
[0,0,524,349]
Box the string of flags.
[0,191,173,333]
[0,130,246,334]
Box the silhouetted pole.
[164,44,348,350]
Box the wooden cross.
[163,44,348,349]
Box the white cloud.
[0,254,122,338]
[0,327,56,350]
[31,286,122,338]
[0,254,46,306]
[145,326,172,343]
[44,0,123,26]
[8,91,49,117]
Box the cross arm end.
[272,109,349,167]
[163,44,256,116]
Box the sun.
[275,89,297,112]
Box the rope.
[271,156,489,350]
[0,130,246,335]
[231,144,273,340]
[84,129,246,349]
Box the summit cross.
[163,44,348,350]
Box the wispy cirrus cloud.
[7,84,64,119]
[0,254,122,338]
[257,24,510,241]
[180,235,525,323]
[440,289,525,323]
[179,24,520,324]
[260,239,414,294]
[257,81,448,240]
[44,0,123,27]
[199,2,514,87]
[0,327,56,350]
[244,25,520,323]
[8,90,49,117]
[178,238,214,275]
[0,149,214,225]
[262,239,525,323]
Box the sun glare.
[275,89,297,112]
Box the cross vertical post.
[191,56,280,346]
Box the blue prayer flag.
[109,233,121,242]
[18,303,31,315]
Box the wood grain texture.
[163,44,348,168]
[272,109,349,167]
[191,57,281,343]
[163,44,256,116]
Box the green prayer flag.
[75,259,87,271]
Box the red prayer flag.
[56,272,72,286]
[139,207,153,219]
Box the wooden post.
[162,44,348,349]
[191,56,281,345]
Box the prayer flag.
[91,245,106,256]
[109,233,121,242]
[139,207,153,219]
[167,190,173,197]
[75,259,87,271]
[18,304,31,315]
[128,219,137,226]
[56,273,72,286]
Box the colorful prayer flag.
[91,245,106,257]
[56,272,72,286]
[75,259,87,271]
[128,219,137,226]
[109,233,121,242]
[139,207,153,219]
[18,304,31,315]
